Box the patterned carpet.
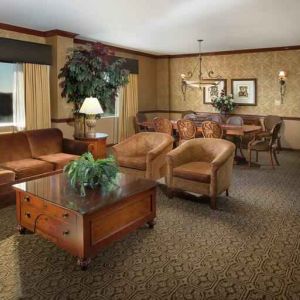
[0,151,299,300]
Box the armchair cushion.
[38,153,80,170]
[0,159,54,180]
[116,155,146,171]
[173,162,211,183]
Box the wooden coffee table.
[13,173,156,270]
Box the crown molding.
[157,45,300,58]
[74,38,157,58]
[1,22,300,59]
[44,29,77,38]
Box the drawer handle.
[62,213,69,218]
[23,196,30,202]
[24,212,31,218]
[63,230,70,236]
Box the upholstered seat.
[173,161,211,183]
[38,153,80,170]
[116,155,147,171]
[112,132,174,180]
[0,158,54,180]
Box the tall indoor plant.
[58,43,129,136]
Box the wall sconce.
[278,70,287,104]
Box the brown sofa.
[0,128,89,206]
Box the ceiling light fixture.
[181,39,221,100]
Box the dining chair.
[201,121,223,138]
[135,112,148,133]
[248,122,282,169]
[182,110,196,119]
[226,116,244,126]
[177,119,197,145]
[153,117,173,136]
[257,115,282,152]
[209,114,223,124]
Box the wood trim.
[0,22,45,37]
[51,118,74,123]
[1,22,300,59]
[138,110,300,121]
[157,45,300,58]
[74,38,157,59]
[44,29,77,38]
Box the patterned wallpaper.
[157,50,300,117]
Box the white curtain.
[12,64,25,131]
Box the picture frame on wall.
[203,79,227,104]
[231,78,257,106]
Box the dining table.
[139,120,262,164]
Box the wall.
[156,50,300,149]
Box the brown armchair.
[112,132,174,180]
[166,138,235,209]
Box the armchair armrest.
[211,146,235,170]
[62,138,89,155]
[147,137,173,161]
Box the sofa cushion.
[0,159,54,180]
[117,155,146,171]
[25,128,63,157]
[0,132,32,163]
[38,153,80,170]
[173,161,211,183]
[0,169,15,185]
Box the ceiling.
[1,0,300,54]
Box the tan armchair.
[166,138,235,209]
[112,132,174,180]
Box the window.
[0,62,15,125]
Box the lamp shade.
[79,97,103,115]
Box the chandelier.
[181,39,221,100]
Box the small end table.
[75,133,108,159]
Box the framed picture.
[203,79,227,104]
[231,79,257,106]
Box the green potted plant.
[211,90,236,115]
[58,43,129,136]
[64,152,119,196]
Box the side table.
[75,133,108,159]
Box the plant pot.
[74,113,85,137]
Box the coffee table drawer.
[36,215,78,256]
[19,192,44,209]
[20,205,42,232]
[43,204,77,225]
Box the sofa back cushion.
[0,132,32,163]
[25,128,63,157]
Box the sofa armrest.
[62,138,89,155]
[211,145,235,170]
[0,169,15,185]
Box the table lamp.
[79,97,103,137]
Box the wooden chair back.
[153,117,173,135]
[269,122,282,148]
[264,115,282,132]
[201,121,223,138]
[177,119,197,142]
[226,116,244,126]
[209,115,223,124]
